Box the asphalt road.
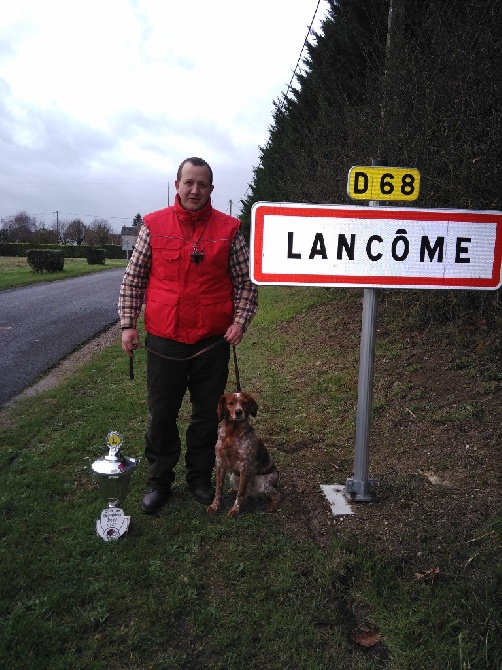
[0,268,125,407]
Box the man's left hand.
[224,324,244,346]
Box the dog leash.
[233,345,242,392]
[129,337,242,391]
[129,337,225,379]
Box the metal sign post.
[344,283,378,500]
[344,159,389,501]
[123,239,131,260]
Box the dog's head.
[217,392,258,422]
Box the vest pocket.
[145,288,179,337]
[150,236,182,282]
[199,295,233,335]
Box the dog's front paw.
[266,498,280,512]
[228,505,240,517]
[207,502,219,514]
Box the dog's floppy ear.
[247,395,258,417]
[217,395,227,421]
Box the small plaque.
[96,506,130,541]
[347,166,420,201]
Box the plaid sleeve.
[229,230,258,331]
[118,225,151,328]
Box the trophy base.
[96,506,131,541]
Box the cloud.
[0,0,325,229]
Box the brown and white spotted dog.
[207,391,280,517]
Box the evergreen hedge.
[86,248,106,265]
[26,249,65,274]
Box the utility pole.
[229,200,233,216]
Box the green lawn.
[0,256,127,291]
[0,285,500,669]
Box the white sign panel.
[250,202,502,290]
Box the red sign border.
[251,203,502,289]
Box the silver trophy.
[91,431,138,541]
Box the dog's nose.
[234,408,244,417]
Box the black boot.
[141,488,171,514]
[188,483,215,505]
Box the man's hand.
[121,327,140,356]
[224,324,244,346]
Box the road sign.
[250,202,502,290]
[347,166,420,201]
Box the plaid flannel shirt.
[118,223,258,333]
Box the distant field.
[0,256,127,291]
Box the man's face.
[175,162,214,211]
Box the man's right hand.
[121,328,140,356]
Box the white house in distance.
[120,217,142,258]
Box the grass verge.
[0,256,127,291]
[0,286,500,669]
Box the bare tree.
[1,211,39,242]
[53,219,70,244]
[85,218,113,246]
[65,219,87,245]
[34,226,58,244]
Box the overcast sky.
[0,0,325,232]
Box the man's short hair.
[177,157,213,184]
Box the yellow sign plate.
[347,166,420,201]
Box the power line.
[285,0,322,101]
[19,211,133,221]
[238,1,323,207]
[58,212,132,220]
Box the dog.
[207,391,280,517]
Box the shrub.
[26,249,65,274]
[86,247,106,265]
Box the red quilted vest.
[144,196,240,343]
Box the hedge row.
[86,248,106,265]
[27,249,65,273]
[23,247,110,273]
[0,243,125,259]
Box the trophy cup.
[91,431,138,541]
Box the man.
[118,157,258,513]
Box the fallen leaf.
[414,566,440,582]
[350,624,381,648]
